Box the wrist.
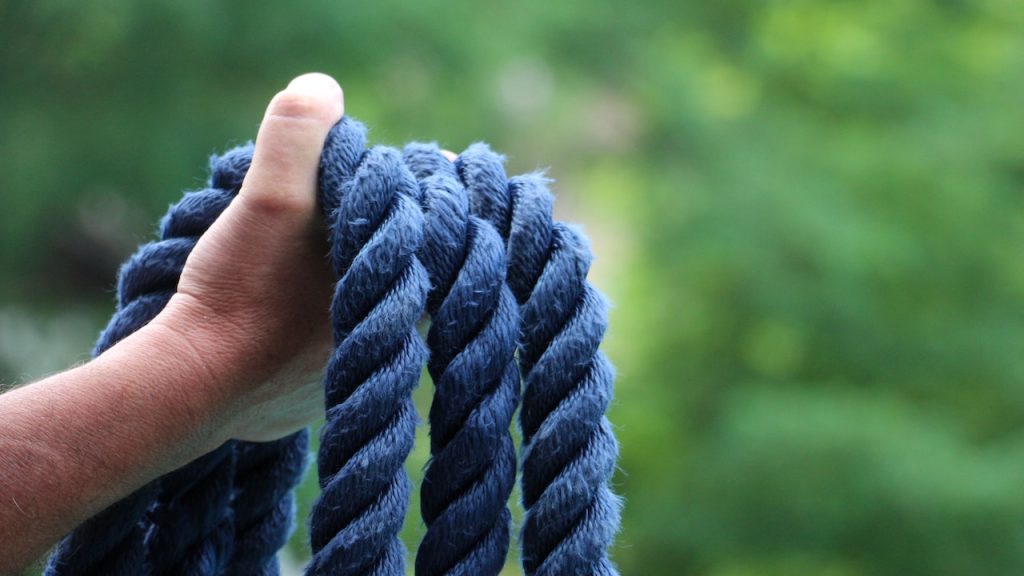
[93,306,238,456]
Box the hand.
[150,72,343,444]
[0,74,349,573]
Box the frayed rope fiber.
[46,116,620,576]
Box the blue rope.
[306,118,429,575]
[47,117,621,576]
[455,145,623,576]
[401,143,520,576]
[145,444,236,575]
[43,231,186,575]
[227,432,309,576]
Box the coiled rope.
[46,117,620,576]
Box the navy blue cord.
[46,118,622,576]
[456,145,622,575]
[306,118,430,576]
[227,431,309,576]
[402,143,519,576]
[197,145,312,576]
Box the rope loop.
[47,117,621,576]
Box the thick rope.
[42,255,176,574]
[306,118,429,576]
[145,444,236,575]
[47,117,621,576]
[401,143,520,576]
[227,432,309,576]
[455,145,622,576]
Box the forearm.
[0,319,232,574]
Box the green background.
[3,0,1024,574]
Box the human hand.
[148,72,343,444]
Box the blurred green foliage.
[3,0,1024,574]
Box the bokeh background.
[4,1,1024,574]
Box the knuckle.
[240,186,312,217]
[268,89,338,124]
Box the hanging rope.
[47,116,621,576]
[228,432,310,576]
[402,143,520,576]
[192,145,313,576]
[454,145,622,575]
[307,118,428,575]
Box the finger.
[441,149,458,162]
[240,73,344,215]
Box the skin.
[0,72,453,574]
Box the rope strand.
[402,143,520,576]
[455,144,623,575]
[307,118,430,576]
[227,432,309,576]
[199,144,313,576]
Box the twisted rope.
[401,143,520,576]
[306,118,429,576]
[455,145,622,576]
[44,147,244,576]
[48,116,621,576]
[227,432,309,576]
[145,444,236,576]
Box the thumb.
[239,73,344,215]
